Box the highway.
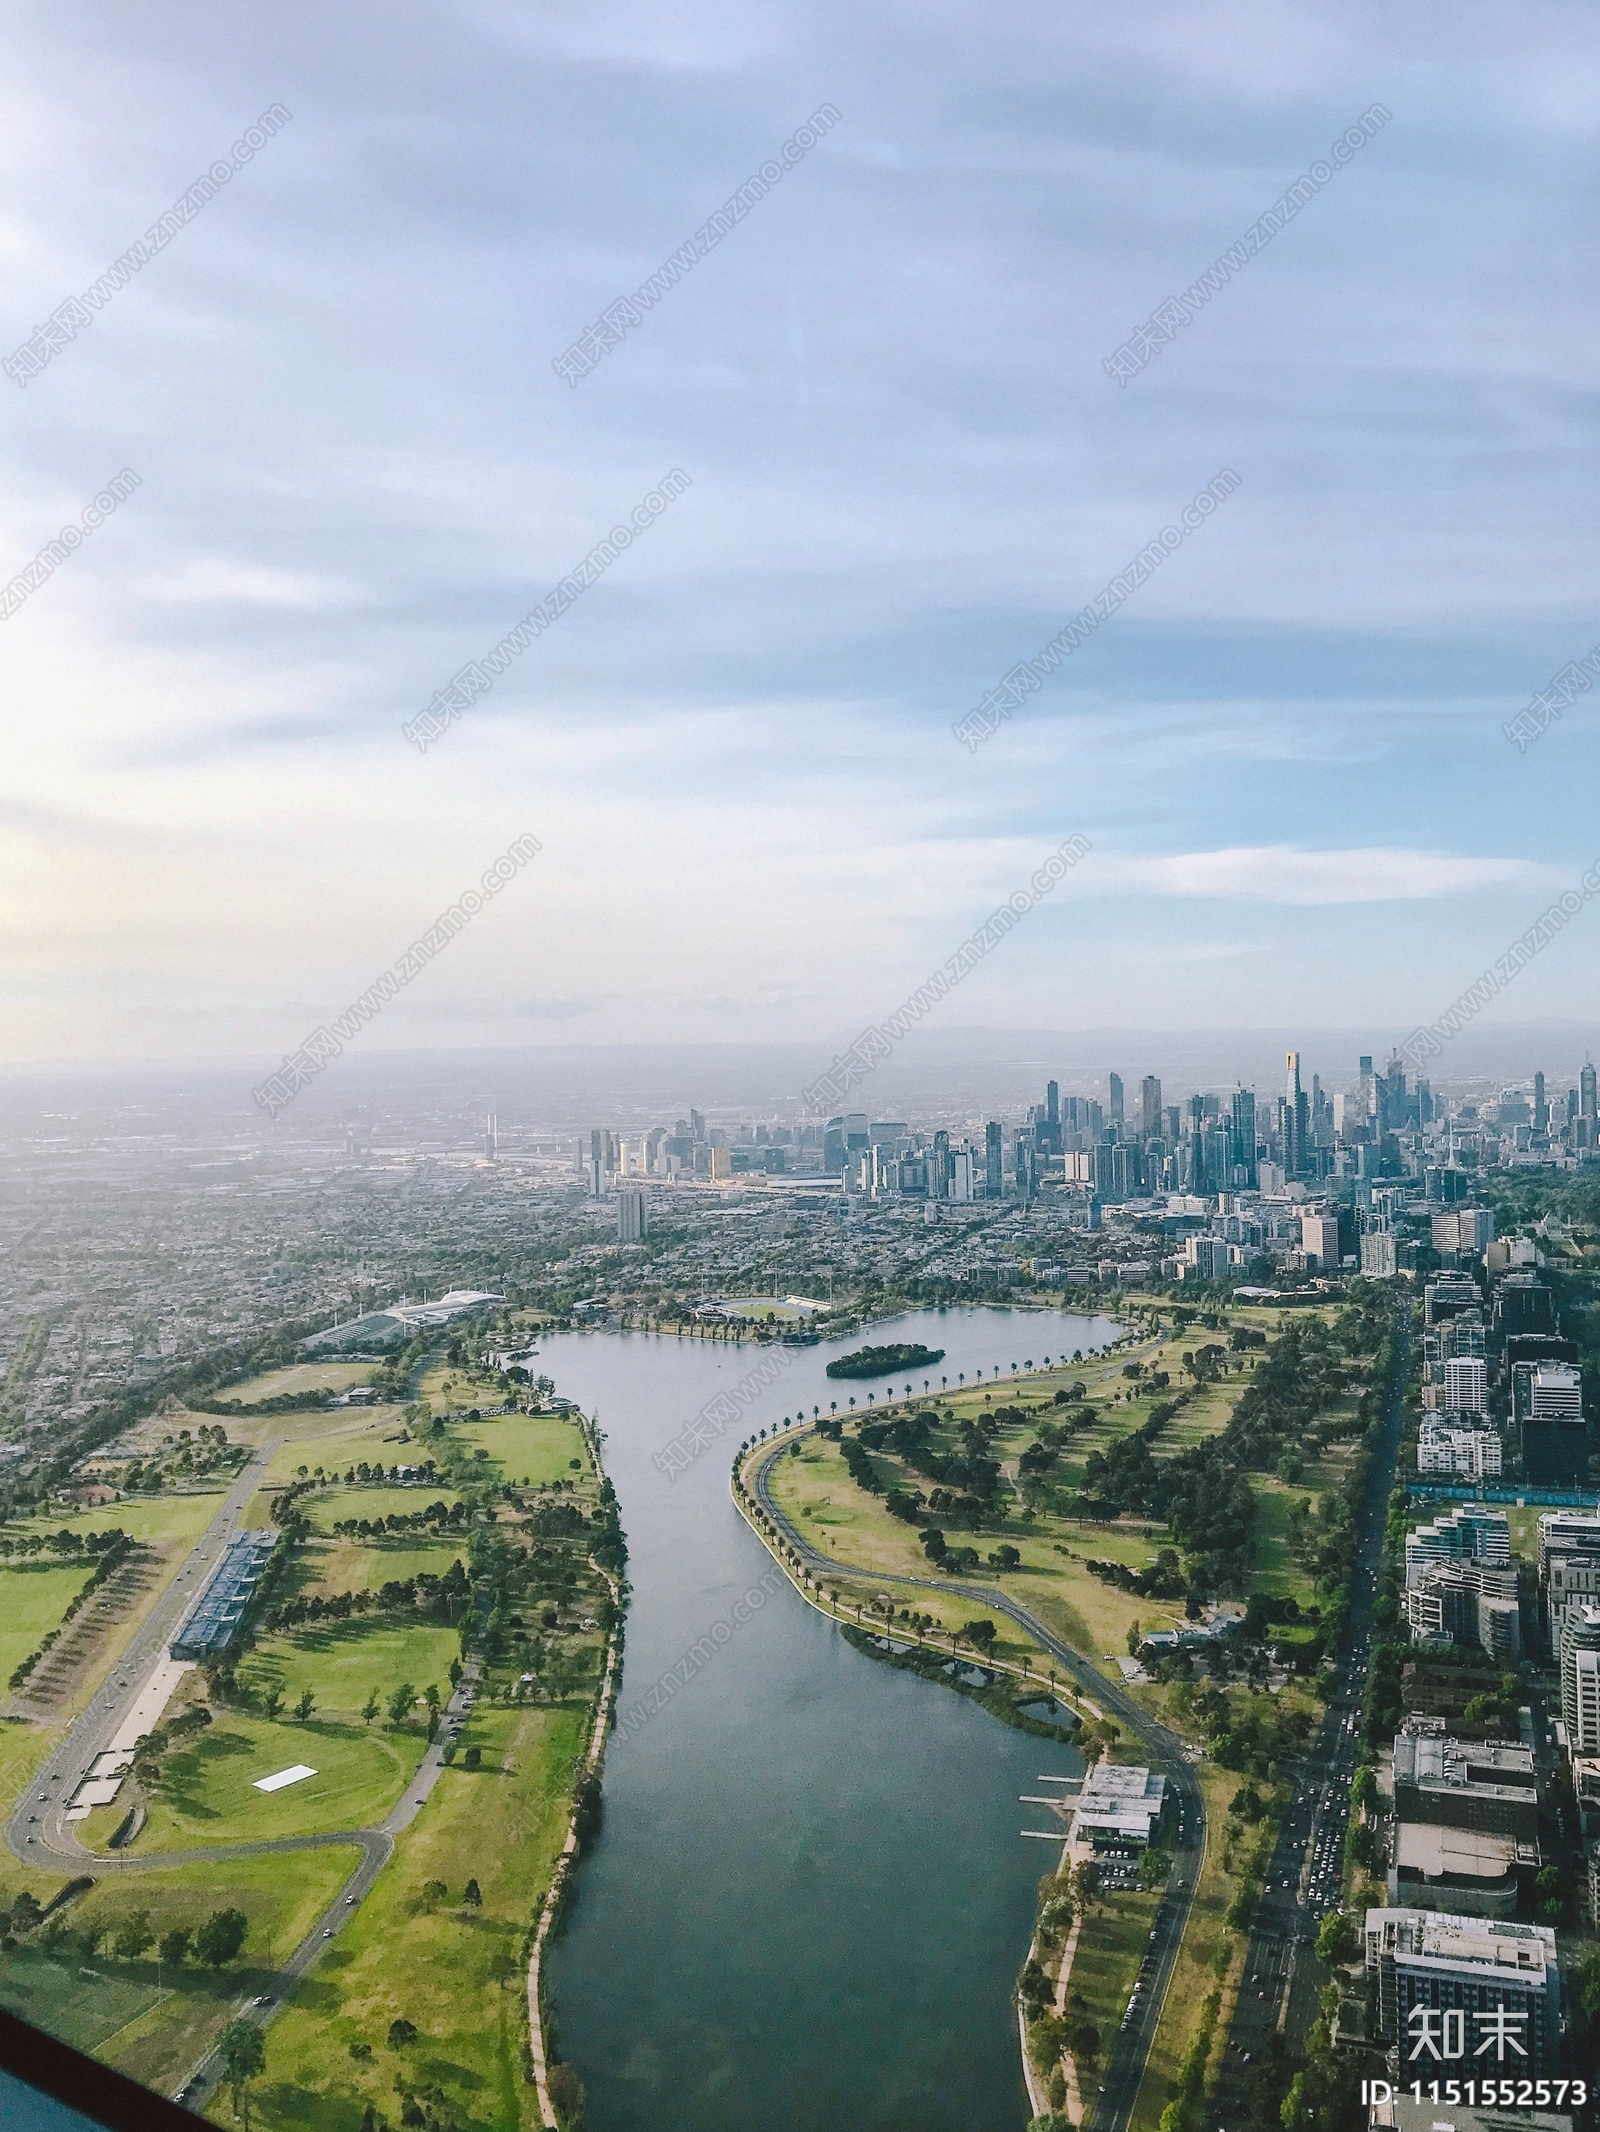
[746,1440,1206,2132]
[1207,1308,1407,2127]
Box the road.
[3,1442,482,2109]
[747,1441,1206,2132]
[6,1447,279,1870]
[1207,1308,1407,2127]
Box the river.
[541,1305,1121,2132]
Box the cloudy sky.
[3,1,1600,1069]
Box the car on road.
[253,1995,273,2008]
[323,1928,334,1939]
[346,1895,358,1905]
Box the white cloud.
[1092,847,1547,904]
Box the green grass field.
[131,1712,426,1850]
[7,1493,224,1556]
[4,1848,363,2096]
[447,1411,590,1487]
[303,1486,460,1534]
[238,1617,462,1718]
[1067,1883,1163,2076]
[292,1535,465,1601]
[248,1700,585,2132]
[0,1562,94,1687]
[207,1361,379,1405]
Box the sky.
[4,1,1600,1073]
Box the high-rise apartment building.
[1364,1910,1560,2075]
[1561,1607,1600,1752]
[616,1187,648,1243]
[1443,1356,1489,1416]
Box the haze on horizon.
[3,2,1600,1070]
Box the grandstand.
[170,1528,279,1660]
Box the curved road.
[744,1435,1206,2132]
[5,1443,480,2108]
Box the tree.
[1070,1860,1102,1911]
[421,1879,448,1905]
[9,1891,41,1934]
[387,2017,418,2048]
[113,1910,155,1960]
[261,1687,284,1721]
[388,1682,416,1725]
[463,1745,482,1770]
[964,1620,998,1653]
[195,1907,249,1968]
[159,1926,191,1967]
[217,2018,265,2127]
[463,1878,482,1906]
[294,1688,315,1722]
[1315,1911,1361,1967]
[362,1689,380,1724]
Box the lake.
[543,1306,1120,2132]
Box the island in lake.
[825,1341,946,1379]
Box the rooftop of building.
[1393,1734,1536,1790]
[1392,1824,1539,1882]
[1364,1907,1557,1971]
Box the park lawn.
[207,1361,380,1405]
[6,1492,223,1555]
[248,1699,587,2132]
[10,1847,362,2094]
[447,1411,590,1488]
[304,1485,460,1534]
[239,1616,462,1723]
[0,1562,96,1687]
[129,1711,427,1851]
[1066,1879,1164,2081]
[294,1535,465,1600]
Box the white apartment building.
[1443,1355,1489,1416]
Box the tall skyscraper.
[1230,1087,1257,1186]
[1359,1054,1375,1129]
[1015,1129,1038,1204]
[931,1128,951,1199]
[617,1187,648,1243]
[1533,1070,1548,1133]
[1285,1052,1307,1178]
[483,1112,498,1161]
[984,1120,1003,1199]
[1583,1061,1597,1135]
[1108,1073,1124,1126]
[1140,1075,1162,1139]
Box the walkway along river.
[541,1307,1128,2132]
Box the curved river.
[542,1305,1120,2132]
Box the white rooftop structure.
[1074,1763,1166,1848]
